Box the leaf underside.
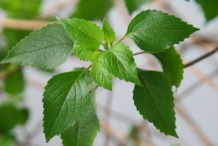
[61,103,100,146]
[43,70,91,142]
[1,24,74,69]
[133,70,178,137]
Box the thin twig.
[0,18,58,30]
[19,120,43,146]
[176,68,218,101]
[104,90,114,146]
[184,46,218,68]
[175,104,213,146]
[187,66,218,92]
[133,51,146,56]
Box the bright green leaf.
[73,44,99,61]
[133,70,178,137]
[99,42,142,86]
[102,18,115,45]
[72,0,113,20]
[196,0,218,21]
[91,60,113,90]
[43,70,91,142]
[154,47,183,88]
[124,0,149,14]
[125,10,199,53]
[0,0,41,19]
[58,18,103,61]
[1,24,74,69]
[0,134,15,146]
[0,104,20,132]
[61,103,100,146]
[3,69,25,94]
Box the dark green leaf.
[72,0,113,20]
[1,24,74,69]
[196,0,218,21]
[0,0,41,19]
[0,104,19,132]
[43,70,91,142]
[125,10,199,53]
[133,70,178,137]
[124,0,149,14]
[91,60,113,90]
[99,42,142,86]
[18,108,29,125]
[153,47,183,87]
[102,18,115,45]
[61,103,100,146]
[3,69,25,94]
[58,18,103,61]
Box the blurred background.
[0,0,218,146]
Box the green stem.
[133,51,146,56]
[117,36,125,42]
[90,85,99,95]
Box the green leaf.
[99,42,142,86]
[73,44,99,61]
[1,24,74,69]
[0,0,41,19]
[43,70,91,142]
[153,47,183,88]
[91,60,113,90]
[71,0,113,20]
[196,0,218,21]
[125,10,199,53]
[124,0,149,14]
[3,69,25,94]
[0,134,15,146]
[58,18,103,61]
[133,70,178,137]
[102,18,115,45]
[0,104,20,132]
[18,108,29,125]
[61,103,100,146]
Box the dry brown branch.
[0,18,58,30]
[175,104,212,146]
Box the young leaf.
[153,47,183,88]
[58,18,104,61]
[43,70,91,142]
[102,18,115,45]
[99,42,142,86]
[1,24,74,69]
[124,0,149,14]
[125,10,199,53]
[91,60,113,90]
[196,0,218,21]
[72,0,113,20]
[133,70,178,137]
[61,103,100,146]
[73,44,99,61]
[3,69,25,94]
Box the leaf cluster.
[1,8,199,146]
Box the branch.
[0,18,58,30]
[175,104,212,146]
[184,46,218,68]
